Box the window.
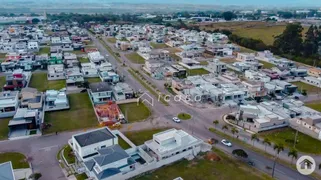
[101,145,106,149]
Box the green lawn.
[0,118,10,140]
[137,148,271,180]
[125,52,145,64]
[44,93,98,134]
[125,128,168,146]
[76,173,88,180]
[186,68,210,76]
[0,152,29,169]
[150,42,168,49]
[117,135,131,149]
[118,102,150,123]
[29,73,65,92]
[260,61,276,69]
[85,77,101,83]
[306,102,321,112]
[72,50,86,55]
[292,81,321,94]
[63,145,75,164]
[78,57,89,63]
[239,46,257,53]
[178,113,191,120]
[0,76,6,91]
[0,53,6,58]
[259,127,321,154]
[37,47,50,55]
[199,61,208,65]
[107,37,117,43]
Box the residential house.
[65,67,85,86]
[112,83,134,101]
[99,71,119,84]
[81,63,99,78]
[88,51,105,65]
[64,52,78,68]
[47,64,65,80]
[44,90,70,111]
[245,70,271,82]
[308,67,321,78]
[236,53,256,62]
[20,87,43,109]
[290,68,308,77]
[205,59,227,75]
[89,82,113,104]
[242,81,267,98]
[3,69,31,91]
[303,76,321,88]
[27,41,39,52]
[0,91,19,118]
[269,80,297,94]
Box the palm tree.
[213,120,219,128]
[231,127,239,137]
[263,138,271,152]
[272,143,284,178]
[222,125,228,133]
[251,133,259,146]
[288,148,298,165]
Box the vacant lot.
[137,149,271,180]
[119,102,150,123]
[306,102,321,112]
[37,47,50,55]
[29,73,65,92]
[260,61,276,69]
[125,128,168,146]
[85,77,101,83]
[0,76,6,91]
[259,127,321,154]
[44,93,98,134]
[125,52,145,64]
[150,42,168,49]
[117,135,131,149]
[0,53,6,58]
[0,118,10,140]
[107,37,117,43]
[186,68,210,76]
[292,81,321,94]
[78,57,89,63]
[0,152,29,169]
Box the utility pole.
[293,128,298,148]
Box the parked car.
[221,139,232,147]
[172,117,181,123]
[248,161,255,166]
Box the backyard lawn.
[44,93,98,134]
[0,53,6,58]
[137,148,271,180]
[125,128,168,146]
[0,118,10,140]
[0,152,29,169]
[76,173,88,180]
[186,68,210,76]
[106,37,117,43]
[259,127,321,154]
[0,76,6,91]
[85,77,101,83]
[29,73,65,92]
[37,47,50,55]
[78,57,89,63]
[119,102,150,123]
[63,145,75,164]
[199,61,208,65]
[291,81,321,94]
[117,135,131,149]
[260,61,276,69]
[150,42,168,49]
[306,102,321,112]
[72,50,86,55]
[125,52,145,64]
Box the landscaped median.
[128,68,169,106]
[98,38,122,63]
[0,152,30,169]
[125,52,145,64]
[177,113,191,120]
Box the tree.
[288,148,298,165]
[232,149,248,158]
[303,25,319,57]
[32,18,40,24]
[273,23,303,56]
[251,133,259,146]
[263,138,271,152]
[272,143,284,177]
[231,127,239,137]
[213,120,219,128]
[29,173,42,180]
[222,125,228,133]
[222,11,236,21]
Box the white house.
[27,41,39,52]
[0,91,19,118]
[47,64,65,80]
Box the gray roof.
[94,145,129,166]
[89,82,112,93]
[84,159,95,171]
[95,168,121,180]
[0,162,15,180]
[74,128,115,147]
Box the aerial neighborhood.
[0,4,321,180]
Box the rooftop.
[74,127,115,147]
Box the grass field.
[0,118,10,140]
[107,37,117,43]
[137,148,271,180]
[186,68,210,76]
[0,76,6,91]
[125,52,145,64]
[0,152,29,169]
[259,127,321,154]
[199,61,209,65]
[63,145,75,164]
[119,102,150,123]
[29,73,65,92]
[239,46,257,53]
[125,128,168,146]
[85,77,101,83]
[150,42,168,49]
[76,173,88,180]
[0,53,6,58]
[37,47,50,55]
[260,61,276,69]
[178,113,191,120]
[291,81,321,94]
[78,57,89,63]
[44,93,98,134]
[220,58,238,64]
[72,50,86,55]
[306,102,321,112]
[117,135,131,149]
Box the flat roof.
[74,127,115,147]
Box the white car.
[172,117,181,123]
[221,139,232,147]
